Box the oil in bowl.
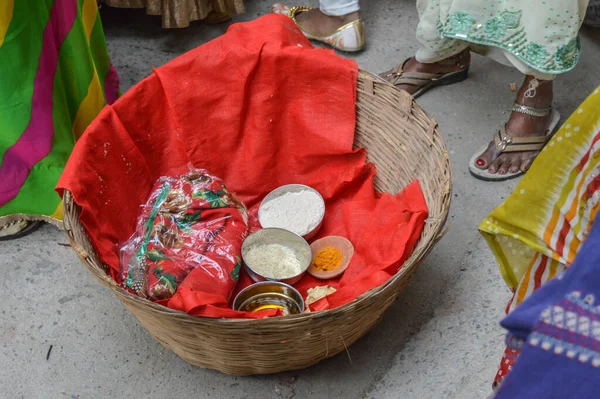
[233,281,305,315]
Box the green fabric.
[0,1,52,164]
[0,0,118,224]
[89,10,112,95]
[416,0,589,74]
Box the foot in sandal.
[469,76,560,181]
[0,220,43,241]
[380,50,470,99]
[272,4,365,52]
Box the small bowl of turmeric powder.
[307,236,354,279]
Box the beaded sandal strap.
[288,5,311,21]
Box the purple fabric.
[104,63,119,105]
[496,219,600,398]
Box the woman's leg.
[474,75,555,175]
[293,0,360,35]
[381,0,470,94]
[383,49,471,95]
[388,0,557,176]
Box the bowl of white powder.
[242,228,312,285]
[258,184,325,240]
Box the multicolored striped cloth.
[0,0,118,229]
[479,86,600,388]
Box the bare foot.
[381,50,470,95]
[294,9,359,35]
[475,76,554,175]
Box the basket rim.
[63,69,452,326]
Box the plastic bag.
[120,169,249,308]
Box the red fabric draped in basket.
[57,14,428,318]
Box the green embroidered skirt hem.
[415,0,590,77]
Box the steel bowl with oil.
[241,228,311,285]
[233,281,305,315]
[258,184,325,240]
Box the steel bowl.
[258,184,325,240]
[241,228,312,285]
[232,281,305,315]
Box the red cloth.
[57,15,428,318]
[120,171,249,310]
[494,346,520,390]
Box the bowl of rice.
[241,228,312,285]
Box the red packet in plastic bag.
[120,168,248,310]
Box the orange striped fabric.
[481,87,600,310]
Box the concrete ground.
[2,1,599,398]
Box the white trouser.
[320,0,359,16]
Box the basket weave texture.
[63,70,452,376]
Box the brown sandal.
[380,51,470,99]
[468,104,561,181]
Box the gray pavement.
[2,1,599,398]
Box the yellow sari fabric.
[480,87,600,311]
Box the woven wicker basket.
[63,70,452,376]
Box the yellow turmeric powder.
[311,246,343,272]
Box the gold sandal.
[272,4,365,52]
